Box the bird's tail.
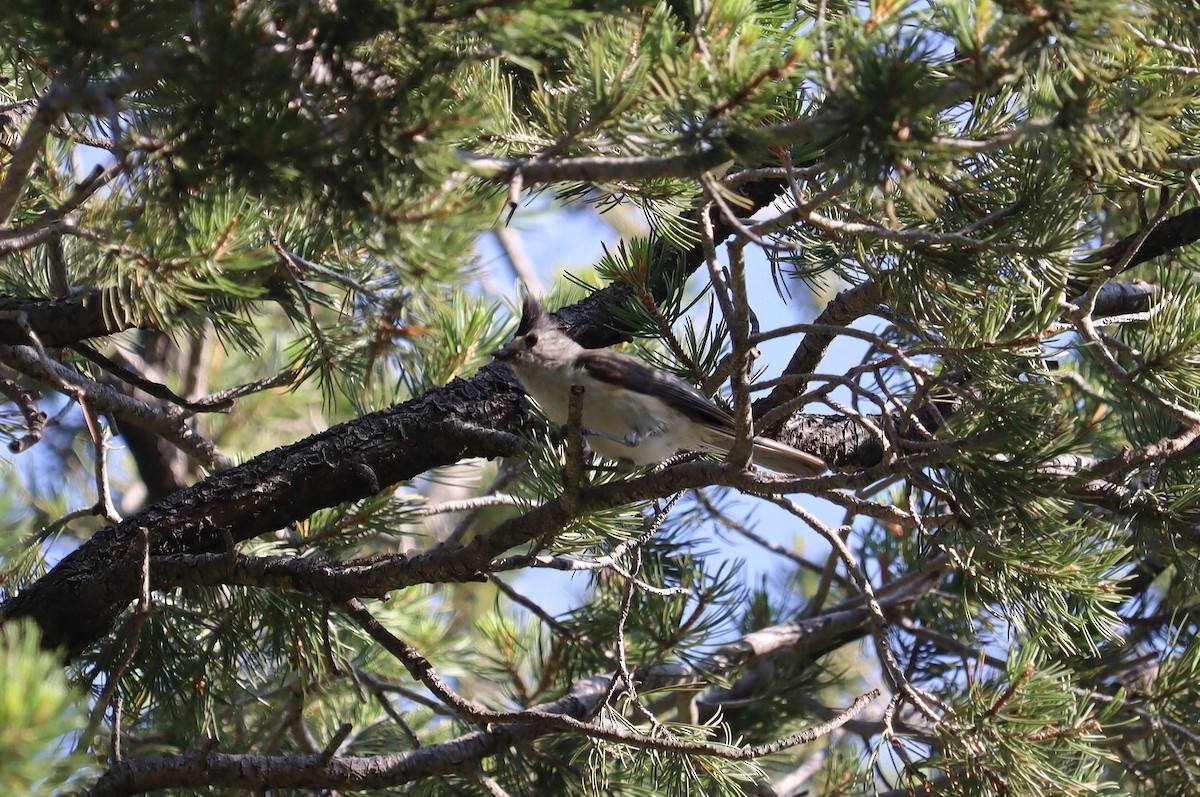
[749,435,826,476]
[699,428,826,476]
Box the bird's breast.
[511,361,696,465]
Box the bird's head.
[492,293,580,369]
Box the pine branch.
[0,363,528,655]
[85,668,876,796]
[84,677,615,796]
[0,344,229,470]
[0,290,146,346]
[755,201,1200,463]
[0,145,804,656]
[87,580,894,795]
[0,61,173,227]
[463,149,738,185]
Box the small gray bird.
[492,295,825,476]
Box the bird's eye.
[525,332,539,348]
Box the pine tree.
[2,0,1200,794]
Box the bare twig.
[318,724,354,764]
[564,384,587,500]
[72,343,235,413]
[91,417,122,524]
[0,80,64,226]
[766,496,950,726]
[488,574,575,638]
[0,344,231,471]
[695,490,848,587]
[83,528,154,762]
[184,369,298,413]
[0,375,47,452]
[758,281,884,429]
[276,247,379,300]
[493,226,543,296]
[271,229,337,380]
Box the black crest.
[515,293,546,336]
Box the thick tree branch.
[1,364,528,654]
[0,290,146,346]
[1099,204,1200,274]
[3,409,889,660]
[133,462,824,601]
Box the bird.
[492,294,826,476]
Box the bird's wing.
[576,349,734,429]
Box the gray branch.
[86,677,614,796]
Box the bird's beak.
[491,341,517,361]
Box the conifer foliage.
[2,1,1200,794]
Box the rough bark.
[2,364,528,654]
[0,289,144,346]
